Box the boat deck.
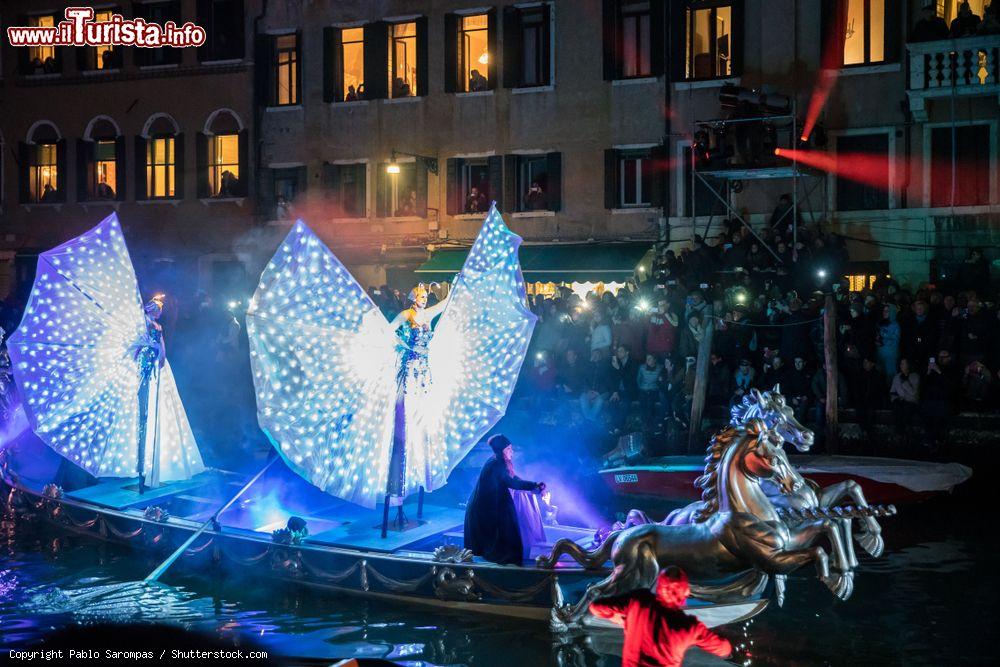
[63,472,596,563]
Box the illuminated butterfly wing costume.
[7,214,204,481]
[248,205,536,507]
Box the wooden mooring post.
[824,293,839,453]
[688,303,716,454]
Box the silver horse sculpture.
[539,419,859,624]
[605,387,889,601]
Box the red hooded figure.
[589,566,732,667]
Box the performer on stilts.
[384,284,450,529]
[135,294,166,493]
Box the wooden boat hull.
[600,455,972,504]
[0,466,767,629]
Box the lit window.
[30,144,58,203]
[686,4,732,79]
[210,134,240,197]
[28,15,56,69]
[387,162,418,216]
[92,10,116,70]
[341,28,365,100]
[843,0,885,65]
[621,2,652,78]
[940,0,988,27]
[146,136,176,199]
[389,22,417,97]
[94,140,117,199]
[848,275,877,291]
[275,34,299,105]
[460,14,490,91]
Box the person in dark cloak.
[464,434,545,565]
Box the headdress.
[144,294,165,316]
[408,283,429,304]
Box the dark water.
[1,484,997,666]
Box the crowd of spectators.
[497,211,999,457]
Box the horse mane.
[692,419,768,522]
[691,426,740,523]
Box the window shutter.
[668,1,686,81]
[486,9,498,89]
[54,140,67,202]
[446,158,461,215]
[260,168,275,220]
[650,0,665,77]
[115,135,127,201]
[820,0,846,69]
[324,27,343,103]
[76,139,91,202]
[356,165,368,217]
[196,132,209,198]
[376,165,388,217]
[503,155,519,213]
[236,130,248,196]
[196,0,212,62]
[296,165,308,196]
[487,156,503,209]
[364,22,389,99]
[17,142,30,204]
[295,31,303,105]
[173,133,185,199]
[415,159,428,217]
[255,35,273,106]
[649,144,666,209]
[444,13,459,93]
[546,152,561,211]
[231,0,246,59]
[502,7,521,89]
[884,0,902,64]
[326,163,342,214]
[416,16,429,96]
[602,0,618,81]
[16,15,30,75]
[730,0,745,76]
[604,149,619,209]
[135,136,148,200]
[541,3,552,86]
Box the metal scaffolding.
[690,107,827,264]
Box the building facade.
[0,0,261,304]
[255,0,999,288]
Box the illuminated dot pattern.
[246,205,536,507]
[246,221,399,508]
[6,213,205,481]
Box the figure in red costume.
[589,566,732,667]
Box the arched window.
[137,114,183,200]
[20,122,65,204]
[79,116,125,201]
[197,109,246,198]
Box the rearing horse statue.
[610,387,886,586]
[539,419,854,624]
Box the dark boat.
[601,454,972,504]
[0,422,768,632]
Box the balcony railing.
[906,34,1000,120]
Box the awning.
[416,242,652,284]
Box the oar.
[145,455,279,583]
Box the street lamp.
[386,149,438,175]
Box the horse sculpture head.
[739,418,801,496]
[731,385,814,452]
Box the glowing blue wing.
[246,221,398,508]
[7,214,204,481]
[417,204,537,491]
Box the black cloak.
[463,456,540,565]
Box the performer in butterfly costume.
[247,204,537,514]
[7,214,204,487]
